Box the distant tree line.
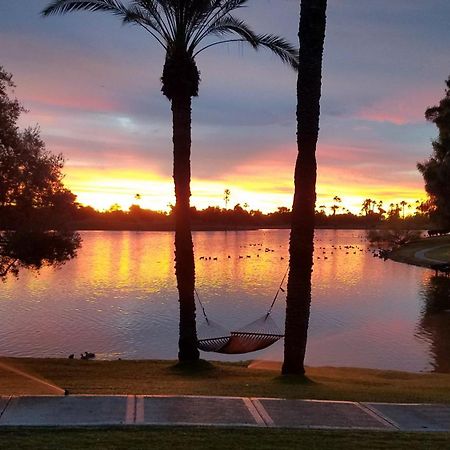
[1,199,431,232]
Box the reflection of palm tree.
[43,0,298,362]
[282,0,327,375]
[416,276,450,372]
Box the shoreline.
[2,357,450,404]
[388,235,450,268]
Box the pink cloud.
[356,87,442,125]
[1,32,161,115]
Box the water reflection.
[0,229,448,373]
[0,230,81,281]
[416,275,450,372]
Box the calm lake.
[1,229,449,373]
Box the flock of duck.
[196,242,383,262]
[68,351,95,360]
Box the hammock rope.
[196,266,288,354]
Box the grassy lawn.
[426,245,450,261]
[389,235,450,267]
[2,358,450,403]
[0,427,449,450]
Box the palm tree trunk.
[172,93,200,362]
[282,0,327,375]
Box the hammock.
[196,268,287,355]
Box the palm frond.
[122,5,168,48]
[130,0,174,42]
[136,0,176,39]
[253,33,299,69]
[42,0,128,17]
[194,14,298,70]
[43,0,298,70]
[206,15,258,48]
[188,0,248,48]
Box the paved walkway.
[1,395,450,431]
[414,245,449,265]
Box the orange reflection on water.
[71,232,174,294]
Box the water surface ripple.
[1,230,448,373]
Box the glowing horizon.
[64,166,426,215]
[2,0,449,216]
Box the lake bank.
[2,357,450,404]
[389,235,450,268]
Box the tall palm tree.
[42,0,298,362]
[282,0,327,375]
[399,200,408,219]
[331,196,341,216]
[361,198,372,216]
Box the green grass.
[3,358,450,403]
[426,245,450,261]
[0,427,449,450]
[389,235,450,267]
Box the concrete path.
[414,246,449,264]
[1,395,450,431]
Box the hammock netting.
[197,314,284,354]
[195,268,287,354]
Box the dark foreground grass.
[0,427,449,450]
[2,358,450,403]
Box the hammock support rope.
[196,267,288,354]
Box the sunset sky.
[1,0,449,213]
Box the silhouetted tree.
[399,200,408,219]
[377,200,384,216]
[361,198,374,216]
[415,198,435,218]
[224,188,231,209]
[387,203,401,221]
[418,76,450,228]
[0,67,24,155]
[43,0,298,362]
[283,0,327,375]
[331,195,341,216]
[0,66,80,279]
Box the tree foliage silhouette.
[42,0,298,362]
[418,76,450,228]
[0,66,80,280]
